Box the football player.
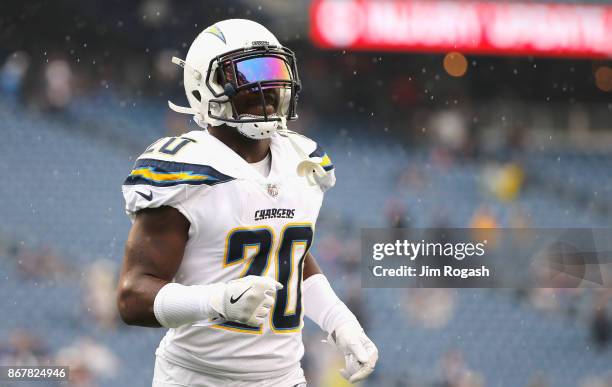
[116,19,378,387]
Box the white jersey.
[122,129,335,380]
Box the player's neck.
[208,125,271,163]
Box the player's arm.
[302,252,379,384]
[117,206,282,329]
[117,206,190,327]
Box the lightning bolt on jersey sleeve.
[121,137,235,221]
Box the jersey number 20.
[221,224,313,333]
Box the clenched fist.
[209,275,283,327]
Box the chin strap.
[172,56,202,81]
[168,56,204,127]
[168,56,227,129]
[168,100,208,129]
[168,100,195,115]
[168,56,202,117]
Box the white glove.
[209,275,282,327]
[329,322,379,384]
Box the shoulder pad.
[136,132,203,164]
[122,131,236,217]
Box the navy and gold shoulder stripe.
[309,145,334,172]
[124,159,234,187]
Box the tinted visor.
[223,56,292,87]
[208,47,300,124]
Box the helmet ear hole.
[192,90,201,102]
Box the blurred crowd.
[2,0,611,151]
[0,330,119,387]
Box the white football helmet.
[169,19,301,139]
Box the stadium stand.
[1,94,611,386]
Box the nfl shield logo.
[266,184,279,197]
